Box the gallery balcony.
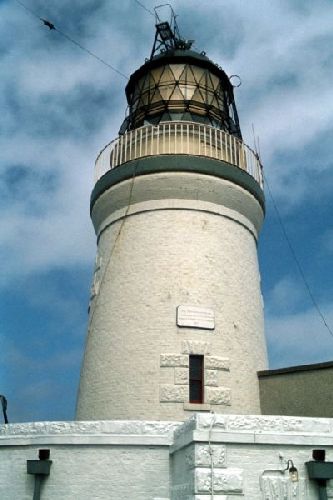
[94,121,263,190]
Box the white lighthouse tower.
[76,19,267,421]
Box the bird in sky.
[41,18,55,30]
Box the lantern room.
[120,16,242,139]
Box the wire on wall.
[87,160,139,331]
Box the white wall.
[77,171,267,421]
[1,416,333,499]
[171,414,333,499]
[0,420,176,500]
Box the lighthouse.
[76,18,267,421]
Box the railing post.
[220,130,224,161]
[119,135,123,165]
[186,123,190,154]
[162,123,166,154]
[214,128,217,160]
[115,141,119,167]
[129,130,132,162]
[202,125,207,156]
[123,132,127,163]
[144,126,148,156]
[198,125,201,156]
[168,123,171,154]
[93,122,264,189]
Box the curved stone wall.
[76,169,267,420]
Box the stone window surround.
[160,344,231,406]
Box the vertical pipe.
[318,480,328,500]
[33,476,41,500]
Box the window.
[189,355,204,404]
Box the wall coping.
[258,359,333,377]
[1,415,333,448]
[0,420,179,447]
[171,414,333,452]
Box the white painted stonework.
[171,414,333,499]
[77,171,267,421]
[1,415,333,499]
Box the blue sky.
[1,0,333,422]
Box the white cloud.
[264,275,333,368]
[266,302,333,368]
[266,275,305,314]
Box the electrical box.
[306,461,333,480]
[27,460,52,476]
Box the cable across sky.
[14,0,128,79]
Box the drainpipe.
[305,450,333,500]
[27,449,52,500]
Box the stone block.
[185,444,227,468]
[181,341,211,355]
[195,467,243,494]
[160,384,188,403]
[170,483,192,500]
[160,354,189,367]
[206,387,231,406]
[160,366,174,384]
[193,496,229,500]
[204,369,219,387]
[205,356,230,371]
[174,367,189,385]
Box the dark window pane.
[190,355,203,379]
[190,380,202,403]
[189,355,204,403]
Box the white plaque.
[177,305,215,330]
